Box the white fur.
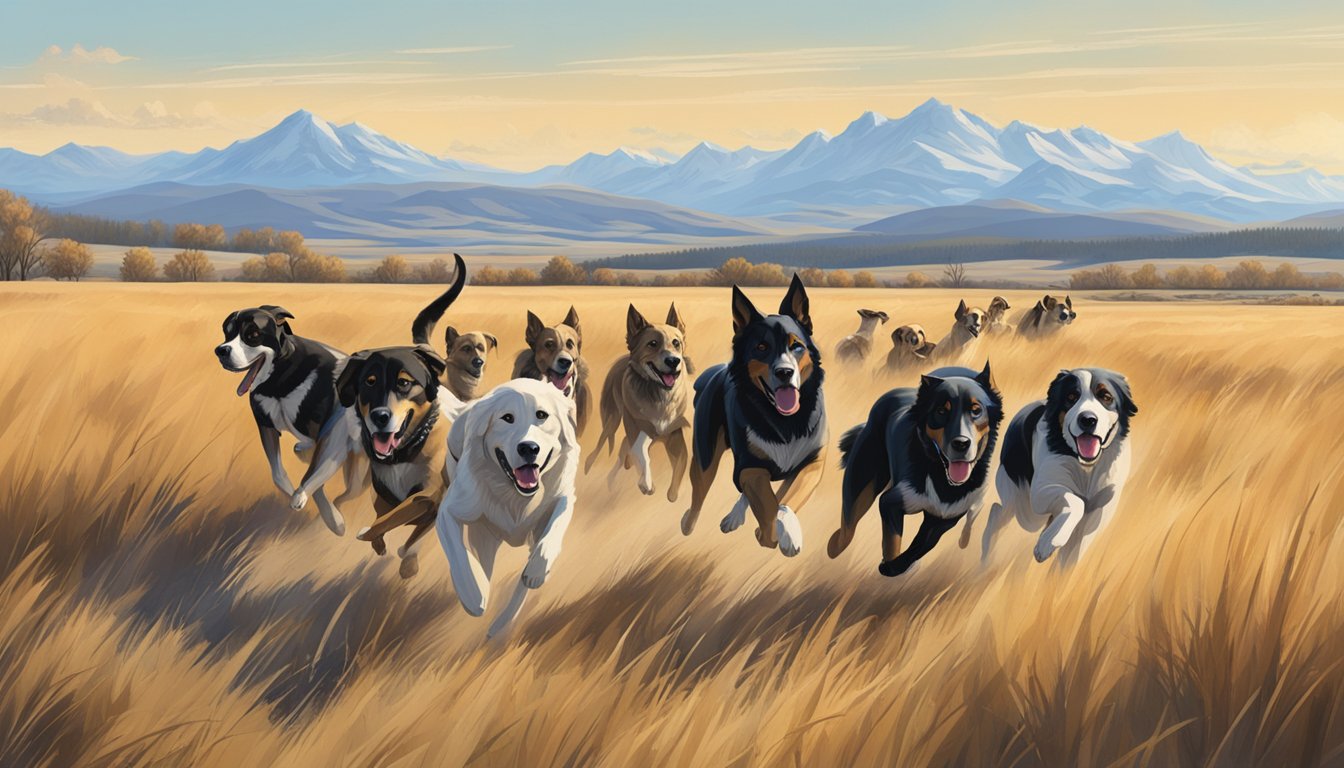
[632,431,655,495]
[775,505,802,557]
[436,379,579,638]
[744,409,825,475]
[896,477,985,521]
[719,494,748,532]
[254,370,317,437]
[218,336,275,392]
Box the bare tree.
[942,261,968,289]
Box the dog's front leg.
[259,425,294,496]
[522,495,573,589]
[1032,487,1086,563]
[773,451,826,557]
[436,498,490,616]
[739,468,782,550]
[632,432,655,496]
[881,513,958,577]
[664,428,689,504]
[291,409,355,511]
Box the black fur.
[411,253,466,346]
[1002,368,1137,484]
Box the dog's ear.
[336,352,369,408]
[877,311,890,323]
[260,305,294,335]
[918,374,944,399]
[444,325,460,349]
[892,326,906,344]
[955,299,968,320]
[557,396,579,451]
[413,346,447,398]
[976,360,998,397]
[1107,371,1138,417]
[779,274,812,333]
[525,311,545,348]
[483,333,498,352]
[991,296,1010,311]
[731,285,762,334]
[1065,295,1073,309]
[562,306,582,338]
[1041,295,1057,309]
[666,303,686,334]
[626,304,649,348]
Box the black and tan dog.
[884,324,937,371]
[828,364,1002,576]
[681,276,826,557]
[443,325,498,401]
[293,254,469,578]
[1017,294,1076,337]
[834,308,889,365]
[512,307,592,436]
[587,303,693,500]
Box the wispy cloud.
[208,60,426,72]
[0,97,218,129]
[394,45,511,55]
[40,44,136,65]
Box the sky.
[3,0,1344,172]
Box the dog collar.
[364,403,440,464]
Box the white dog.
[436,378,580,637]
[977,368,1138,567]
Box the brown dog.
[587,303,694,500]
[934,300,986,360]
[884,324,937,370]
[834,308,890,364]
[985,296,1012,335]
[443,326,498,401]
[1018,294,1076,337]
[512,306,592,435]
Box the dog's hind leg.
[488,579,530,640]
[606,433,632,489]
[397,515,438,579]
[979,502,1011,562]
[311,487,347,537]
[682,429,727,536]
[438,516,500,617]
[719,495,749,533]
[880,512,956,577]
[665,429,689,504]
[632,432,655,496]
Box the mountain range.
[5,99,1344,249]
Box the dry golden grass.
[1,282,1342,767]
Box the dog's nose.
[516,441,540,463]
[370,408,393,430]
[214,345,230,358]
[1078,413,1098,432]
[554,356,572,372]
[950,436,972,453]
[471,357,484,369]
[773,366,795,382]
[664,356,681,371]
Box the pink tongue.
[373,433,398,455]
[661,372,677,388]
[513,465,540,489]
[773,386,799,415]
[1076,435,1101,460]
[948,460,973,484]
[549,370,573,391]
[236,362,259,396]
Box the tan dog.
[512,307,592,435]
[834,308,890,364]
[985,296,1012,335]
[884,324,937,370]
[1018,294,1076,338]
[587,303,693,501]
[935,300,986,359]
[443,326,498,401]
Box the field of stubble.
[1,282,1342,767]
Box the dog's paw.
[398,552,419,579]
[290,490,308,511]
[826,527,853,559]
[878,558,912,577]
[522,545,554,589]
[719,496,748,533]
[1033,538,1056,563]
[680,508,699,536]
[292,440,313,455]
[775,506,802,557]
[320,507,346,537]
[638,476,655,495]
[666,484,680,503]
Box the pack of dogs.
[217,257,1132,638]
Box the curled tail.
[838,423,864,469]
[412,253,467,346]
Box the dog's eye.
[1098,390,1114,405]
[790,342,805,355]
[941,401,952,413]
[544,340,555,349]
[501,413,514,424]
[396,378,413,391]
[535,410,548,421]
[244,330,260,344]
[970,404,983,417]
[672,339,681,349]
[648,340,658,348]
[1067,392,1079,404]
[365,375,377,387]
[566,340,575,350]
[756,342,768,353]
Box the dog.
[1017,295,1076,337]
[512,307,592,436]
[985,296,1012,334]
[828,364,1002,576]
[884,324,937,371]
[292,254,469,578]
[215,304,366,536]
[680,275,826,558]
[834,309,890,364]
[436,378,580,637]
[443,326,498,401]
[934,300,986,359]
[587,303,694,501]
[977,368,1137,567]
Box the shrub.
[853,271,879,288]
[827,269,854,288]
[1130,263,1163,289]
[709,257,754,286]
[370,255,411,283]
[415,257,455,284]
[119,247,157,281]
[797,267,826,286]
[162,250,215,282]
[1226,260,1270,289]
[589,268,620,286]
[540,256,587,285]
[905,271,935,288]
[508,267,540,285]
[43,239,95,281]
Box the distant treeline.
[38,210,309,255]
[590,227,1344,272]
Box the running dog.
[985,296,1012,335]
[443,325,498,401]
[587,303,693,501]
[834,309,890,365]
[884,324,937,371]
[436,379,580,638]
[512,307,592,436]
[215,305,365,536]
[1017,295,1076,337]
[828,364,1002,576]
[934,300,986,359]
[292,254,469,578]
[680,276,827,558]
[977,368,1137,567]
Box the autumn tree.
[853,271,879,288]
[745,262,788,286]
[1130,263,1163,289]
[415,257,455,283]
[797,267,826,286]
[0,190,48,281]
[43,239,95,281]
[507,267,539,285]
[905,271,935,288]
[1271,262,1303,289]
[827,269,854,288]
[472,265,508,285]
[163,249,216,281]
[709,257,753,286]
[240,252,289,282]
[120,246,157,281]
[589,267,620,286]
[1226,260,1270,289]
[172,223,226,251]
[540,255,587,285]
[370,255,411,283]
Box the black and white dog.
[215,305,365,535]
[828,364,1002,576]
[979,368,1137,566]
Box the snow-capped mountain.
[524,146,666,188]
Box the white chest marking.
[375,461,428,501]
[254,370,317,438]
[895,477,984,520]
[745,411,824,474]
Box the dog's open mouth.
[968,327,981,338]
[233,356,265,397]
[648,363,679,389]
[495,448,540,495]
[761,381,800,416]
[1073,425,1113,465]
[545,368,575,397]
[371,413,412,459]
[946,460,973,485]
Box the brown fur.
[884,324,937,371]
[443,326,498,401]
[1018,294,1075,337]
[935,299,986,359]
[588,304,694,501]
[512,306,592,435]
[985,296,1012,335]
[835,308,889,364]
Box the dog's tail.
[411,253,467,346]
[837,423,865,469]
